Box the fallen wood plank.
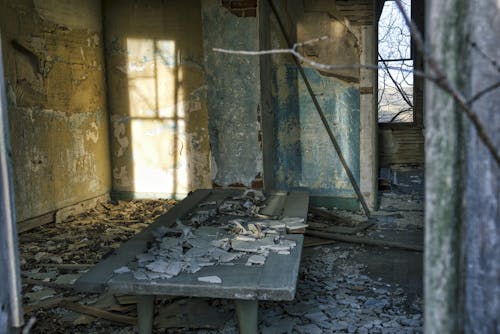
[304,239,337,247]
[309,206,364,224]
[308,222,374,235]
[18,212,55,234]
[23,296,81,314]
[55,193,110,224]
[305,230,423,252]
[114,294,137,305]
[36,263,94,270]
[22,278,74,290]
[63,302,137,325]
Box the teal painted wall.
[201,0,361,207]
[201,0,263,187]
[272,64,360,202]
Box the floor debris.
[110,193,305,283]
[19,168,424,333]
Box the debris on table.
[112,192,307,282]
[197,276,222,284]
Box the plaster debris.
[112,190,300,283]
[197,276,222,284]
[113,266,131,274]
[246,254,266,266]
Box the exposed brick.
[243,8,257,17]
[251,178,263,189]
[221,0,257,17]
[231,9,244,17]
[230,0,257,9]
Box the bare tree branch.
[467,81,500,106]
[214,40,429,78]
[379,52,414,109]
[390,108,413,123]
[470,41,500,73]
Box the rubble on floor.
[19,169,423,333]
[19,199,176,333]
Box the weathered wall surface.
[104,0,211,198]
[271,3,361,208]
[379,127,424,166]
[202,0,263,187]
[0,0,111,221]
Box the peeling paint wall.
[270,3,361,207]
[0,0,111,221]
[201,0,263,187]
[104,0,211,198]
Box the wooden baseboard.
[55,193,110,224]
[18,193,110,233]
[17,212,55,233]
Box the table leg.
[137,295,155,334]
[234,299,258,334]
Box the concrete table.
[75,189,308,334]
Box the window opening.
[378,0,414,123]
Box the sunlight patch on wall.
[126,38,188,197]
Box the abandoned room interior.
[0,0,498,333]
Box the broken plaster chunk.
[210,238,230,250]
[160,237,180,250]
[246,254,266,266]
[235,235,256,242]
[229,219,248,234]
[144,260,184,277]
[248,223,264,238]
[136,253,155,263]
[197,276,222,284]
[242,189,266,201]
[175,219,193,238]
[114,266,131,274]
[231,239,260,253]
[133,270,149,280]
[185,262,202,274]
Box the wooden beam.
[17,212,55,233]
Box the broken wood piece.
[304,230,423,252]
[308,222,374,235]
[23,296,81,314]
[55,194,110,224]
[37,263,94,270]
[17,211,55,234]
[63,302,137,325]
[114,294,137,305]
[309,206,365,225]
[303,237,337,247]
[22,277,74,290]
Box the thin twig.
[378,52,414,108]
[470,42,500,73]
[394,0,500,166]
[467,81,500,106]
[390,108,413,123]
[213,47,429,79]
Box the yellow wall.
[0,0,111,221]
[104,0,211,198]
